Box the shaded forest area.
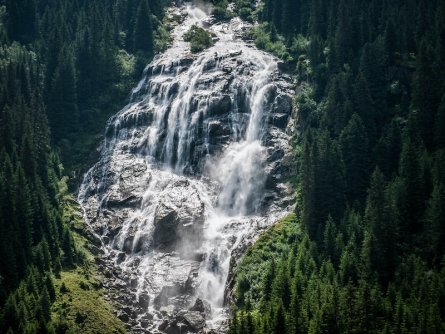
[0,0,168,333]
[229,0,445,333]
[2,0,169,178]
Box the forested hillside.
[1,0,444,333]
[2,0,170,177]
[229,0,445,333]
[0,0,168,333]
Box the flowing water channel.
[79,2,295,332]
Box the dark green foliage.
[339,114,370,205]
[211,0,233,21]
[230,0,445,332]
[435,96,445,149]
[412,39,441,150]
[47,48,79,142]
[62,228,75,267]
[301,130,345,238]
[282,0,300,38]
[231,216,445,334]
[0,43,78,333]
[423,183,445,266]
[134,0,154,55]
[5,0,37,43]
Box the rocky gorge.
[78,2,296,333]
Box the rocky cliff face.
[79,2,296,333]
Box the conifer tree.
[62,228,75,267]
[47,47,79,141]
[399,135,425,234]
[282,0,300,38]
[272,302,287,334]
[134,0,154,55]
[39,287,51,322]
[262,0,274,22]
[384,19,397,66]
[434,95,445,149]
[340,114,370,205]
[271,0,283,32]
[412,39,441,150]
[424,184,445,265]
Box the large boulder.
[189,298,212,318]
[138,293,150,309]
[153,179,205,250]
[268,113,289,128]
[182,311,206,332]
[153,204,180,247]
[163,311,206,334]
[273,93,293,115]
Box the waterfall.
[79,2,295,333]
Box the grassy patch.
[233,213,300,308]
[51,270,126,334]
[51,198,126,334]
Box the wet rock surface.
[79,2,296,333]
[153,180,205,250]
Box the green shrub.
[238,7,253,21]
[211,0,232,21]
[213,6,232,21]
[183,25,215,53]
[234,0,255,21]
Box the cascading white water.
[79,2,295,333]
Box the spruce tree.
[133,0,154,55]
[271,0,283,32]
[62,228,74,267]
[412,39,441,150]
[399,135,425,235]
[424,184,445,265]
[272,302,287,334]
[39,287,51,322]
[340,114,370,205]
[262,0,274,22]
[434,95,445,149]
[384,18,397,66]
[47,47,79,141]
[282,0,300,38]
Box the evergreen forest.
[228,0,445,333]
[0,0,444,333]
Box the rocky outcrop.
[78,3,296,333]
[160,311,206,334]
[153,180,205,250]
